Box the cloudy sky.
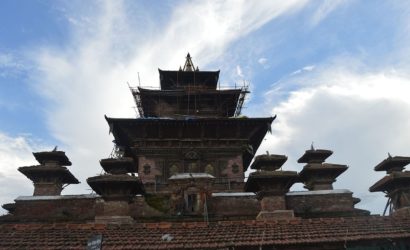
[1,0,410,215]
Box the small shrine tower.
[298,148,348,190]
[87,156,145,224]
[369,155,410,215]
[18,150,79,196]
[245,154,298,220]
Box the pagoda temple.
[106,53,274,194]
[1,54,410,249]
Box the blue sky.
[1,0,410,215]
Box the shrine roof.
[33,151,72,166]
[105,116,275,124]
[244,170,299,192]
[18,166,79,184]
[374,156,410,172]
[100,157,137,174]
[158,69,220,90]
[250,154,288,170]
[369,171,410,192]
[135,87,244,95]
[297,149,333,164]
[299,163,348,178]
[1,216,409,249]
[87,175,145,198]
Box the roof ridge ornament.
[182,53,198,71]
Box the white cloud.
[0,52,26,78]
[310,0,348,26]
[258,57,268,65]
[26,0,311,195]
[257,57,270,69]
[290,64,316,76]
[258,65,410,214]
[236,65,244,78]
[302,65,315,71]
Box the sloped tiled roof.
[0,216,409,249]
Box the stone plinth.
[33,182,63,196]
[259,194,286,211]
[286,189,369,217]
[299,163,348,191]
[18,150,79,196]
[94,199,134,224]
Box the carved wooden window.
[170,164,179,176]
[205,164,214,175]
[232,164,240,174]
[185,151,199,160]
[143,164,151,175]
[188,162,198,172]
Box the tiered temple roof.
[298,148,348,191]
[132,54,248,118]
[370,155,410,215]
[18,150,79,196]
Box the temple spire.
[183,53,198,71]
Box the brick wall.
[33,183,63,196]
[286,192,355,214]
[12,197,96,222]
[210,195,259,216]
[5,191,367,223]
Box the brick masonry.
[3,190,367,223]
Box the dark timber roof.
[18,166,80,184]
[374,156,410,172]
[159,69,220,90]
[105,116,275,170]
[369,171,410,192]
[133,87,245,118]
